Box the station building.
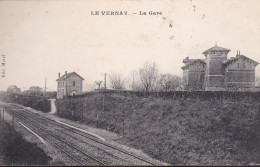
[182,45,259,91]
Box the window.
[243,63,245,68]
[214,51,221,56]
[237,63,239,68]
[73,81,76,86]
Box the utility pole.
[104,73,107,90]
[44,78,47,95]
[132,71,135,90]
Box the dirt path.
[49,99,57,114]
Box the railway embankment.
[56,92,260,165]
[0,121,51,165]
[1,92,259,165]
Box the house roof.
[223,55,259,67]
[56,72,84,81]
[181,59,206,70]
[8,85,18,89]
[202,45,231,55]
[29,86,41,90]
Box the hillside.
[56,93,260,165]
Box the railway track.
[9,110,107,166]
[6,104,159,166]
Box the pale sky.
[0,0,260,91]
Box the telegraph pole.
[132,71,135,90]
[104,73,107,90]
[44,78,47,95]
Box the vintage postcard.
[0,0,259,166]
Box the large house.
[182,45,259,91]
[56,71,84,99]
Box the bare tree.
[139,62,159,92]
[95,80,102,89]
[157,73,182,91]
[109,73,125,90]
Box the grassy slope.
[57,93,260,165]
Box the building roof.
[183,57,205,64]
[223,55,259,67]
[181,59,206,70]
[56,72,84,81]
[29,86,41,89]
[8,85,18,89]
[202,45,231,55]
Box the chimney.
[183,57,189,64]
[239,50,240,55]
[65,71,67,75]
[58,73,60,78]
[237,50,238,55]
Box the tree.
[109,74,125,90]
[157,74,182,91]
[95,80,102,89]
[139,62,159,92]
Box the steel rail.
[12,104,158,165]
[9,110,107,166]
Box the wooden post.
[102,94,105,111]
[96,113,99,128]
[104,73,107,90]
[12,116,14,127]
[122,118,125,135]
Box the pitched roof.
[29,86,41,89]
[223,55,259,67]
[182,59,206,70]
[202,45,231,55]
[7,85,18,89]
[56,72,84,81]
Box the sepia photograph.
[0,0,259,166]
